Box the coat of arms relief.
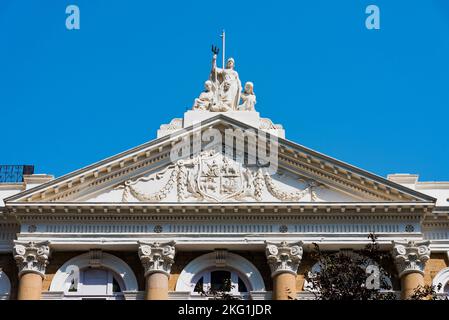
[117,150,323,203]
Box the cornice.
[7,201,433,208]
[4,115,436,204]
[5,201,432,222]
[278,153,393,201]
[0,183,24,190]
[417,182,449,189]
[10,213,425,223]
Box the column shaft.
[138,241,176,300]
[13,241,50,301]
[145,272,169,300]
[17,273,43,300]
[401,272,425,299]
[392,240,430,300]
[266,241,303,301]
[273,272,297,300]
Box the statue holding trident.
[192,31,250,112]
[208,31,242,111]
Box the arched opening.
[175,252,265,300]
[432,267,449,294]
[65,266,126,299]
[192,267,251,296]
[50,251,138,300]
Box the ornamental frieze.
[117,150,322,203]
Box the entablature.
[6,201,433,220]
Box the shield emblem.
[197,153,244,201]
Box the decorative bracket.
[214,249,228,268]
[89,249,103,268]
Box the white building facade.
[0,55,448,300]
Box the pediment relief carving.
[5,112,434,204]
[97,150,360,203]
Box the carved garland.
[123,166,179,202]
[263,172,312,201]
[119,153,319,203]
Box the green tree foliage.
[304,234,396,300]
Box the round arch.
[175,252,265,292]
[432,267,449,293]
[49,252,138,292]
[0,270,11,300]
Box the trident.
[211,45,220,103]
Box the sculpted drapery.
[192,51,257,112]
[209,54,242,111]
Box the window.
[432,266,449,295]
[191,268,250,297]
[0,270,11,300]
[65,267,124,300]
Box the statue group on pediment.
[193,51,257,112]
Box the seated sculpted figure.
[210,81,233,112]
[192,80,214,110]
[237,81,256,111]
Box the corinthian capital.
[138,241,176,277]
[265,241,303,277]
[13,241,50,278]
[392,240,431,277]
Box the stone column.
[13,241,50,300]
[138,241,176,300]
[392,240,430,299]
[265,241,303,300]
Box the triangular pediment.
[5,114,435,205]
[82,149,362,203]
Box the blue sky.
[0,0,448,181]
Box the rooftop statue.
[210,80,233,112]
[191,44,257,112]
[237,81,256,111]
[209,52,241,111]
[192,80,214,111]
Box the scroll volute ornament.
[392,240,431,277]
[13,241,51,278]
[265,241,304,277]
[138,241,176,277]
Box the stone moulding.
[7,202,433,213]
